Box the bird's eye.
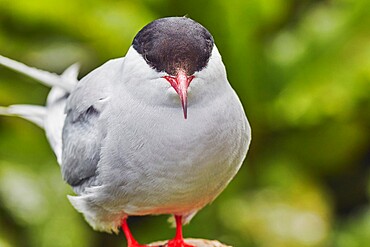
[143,52,150,63]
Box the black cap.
[132,17,214,76]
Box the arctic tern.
[0,17,251,247]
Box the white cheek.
[166,86,180,105]
[166,86,177,95]
[188,78,202,96]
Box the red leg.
[167,215,195,247]
[121,218,151,247]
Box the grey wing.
[61,58,124,194]
[62,104,105,193]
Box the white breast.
[95,83,250,216]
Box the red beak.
[163,70,194,119]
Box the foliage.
[0,0,369,246]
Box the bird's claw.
[166,239,195,247]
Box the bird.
[0,17,251,247]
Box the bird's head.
[122,17,227,119]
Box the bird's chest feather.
[97,93,246,214]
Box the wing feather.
[61,58,124,193]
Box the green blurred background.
[0,0,369,246]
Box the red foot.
[166,215,195,247]
[167,239,195,247]
[122,218,155,247]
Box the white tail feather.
[0,105,46,128]
[0,55,80,162]
[0,55,77,92]
[61,63,80,82]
